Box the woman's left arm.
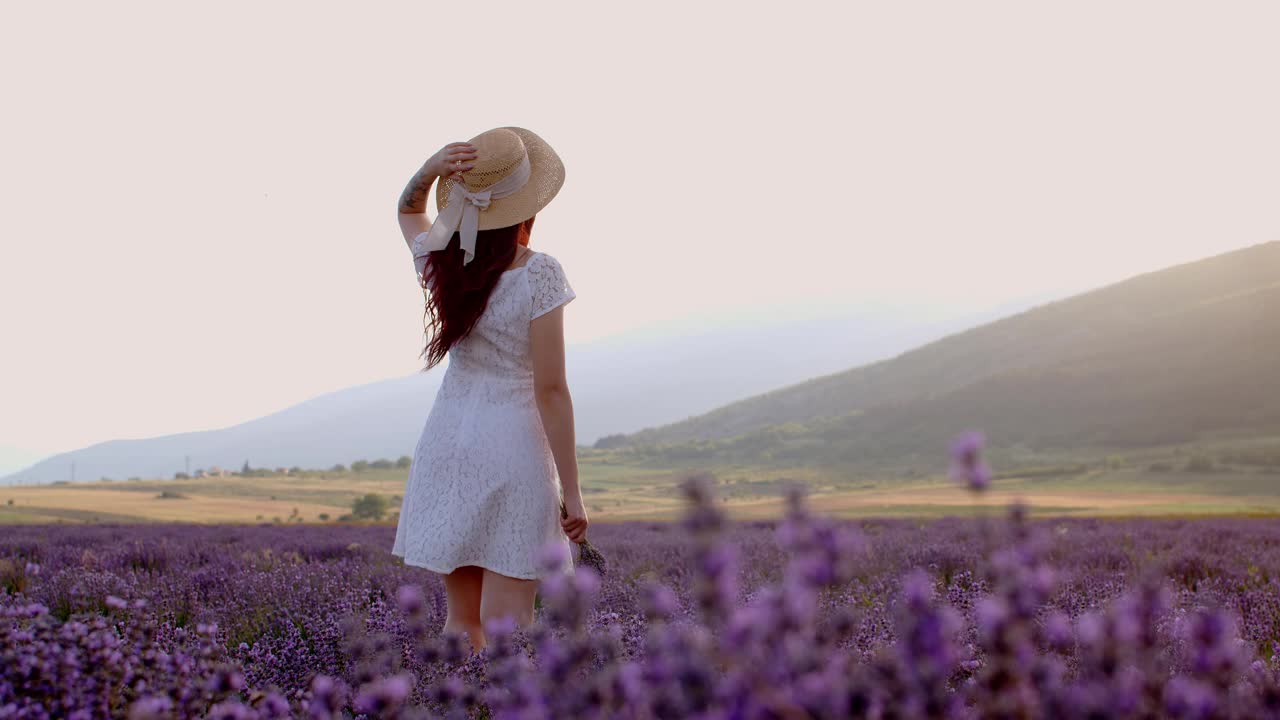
[530,305,585,542]
[397,142,478,249]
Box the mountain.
[0,299,1028,485]
[2,373,441,486]
[611,241,1280,466]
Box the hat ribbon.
[413,153,532,266]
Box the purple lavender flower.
[395,583,425,616]
[640,581,680,622]
[205,700,254,720]
[354,673,413,716]
[537,538,572,575]
[206,666,246,693]
[306,674,349,719]
[127,695,174,720]
[950,430,992,490]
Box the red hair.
[419,216,535,370]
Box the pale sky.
[2,1,1277,456]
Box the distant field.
[0,469,407,524]
[3,458,1279,524]
[577,465,1280,521]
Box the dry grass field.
[0,471,406,524]
[3,460,1279,525]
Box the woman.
[391,126,588,651]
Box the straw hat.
[436,126,565,231]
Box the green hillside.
[610,241,1280,468]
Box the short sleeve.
[410,232,433,289]
[528,252,576,320]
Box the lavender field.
[6,471,1280,718]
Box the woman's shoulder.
[524,250,567,273]
[525,249,550,265]
[525,250,576,318]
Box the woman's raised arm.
[397,142,477,249]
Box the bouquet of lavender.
[560,500,607,576]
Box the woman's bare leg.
[479,569,539,631]
[441,565,485,650]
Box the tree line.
[173,456,412,480]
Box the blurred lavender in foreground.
[5,432,1280,718]
[950,430,992,491]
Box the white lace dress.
[392,239,577,580]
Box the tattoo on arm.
[398,169,436,213]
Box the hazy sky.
[2,1,1277,456]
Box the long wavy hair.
[419,216,535,370]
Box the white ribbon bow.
[413,154,532,267]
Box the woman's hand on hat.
[426,142,477,181]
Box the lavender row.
[5,472,1280,716]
